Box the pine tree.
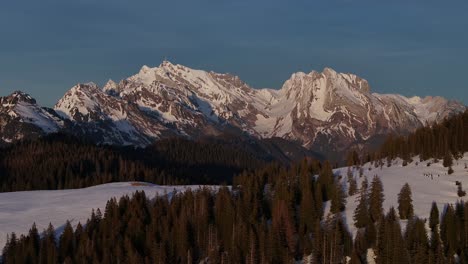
[440,205,457,256]
[376,207,410,264]
[429,202,439,231]
[318,161,334,201]
[39,223,58,264]
[398,183,414,220]
[458,183,466,197]
[330,182,346,214]
[59,221,75,262]
[353,188,369,228]
[405,217,429,264]
[369,176,384,223]
[443,151,453,168]
[348,169,358,196]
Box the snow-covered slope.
[0,91,64,143]
[1,154,467,251]
[53,61,465,153]
[55,83,172,145]
[0,61,465,152]
[0,182,216,250]
[331,153,468,238]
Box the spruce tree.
[398,183,414,219]
[429,202,439,231]
[318,161,334,201]
[354,188,369,228]
[405,217,429,264]
[443,151,453,168]
[59,221,75,262]
[330,182,346,214]
[348,171,358,196]
[376,207,410,264]
[369,175,384,223]
[440,205,457,256]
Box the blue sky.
[0,0,467,106]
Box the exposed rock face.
[1,61,465,157]
[0,91,64,143]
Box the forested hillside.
[0,134,266,192]
[2,111,467,263]
[377,110,468,164]
[4,156,468,263]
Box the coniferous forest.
[3,159,468,264]
[377,111,468,163]
[0,135,267,192]
[1,111,468,263]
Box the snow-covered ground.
[1,154,467,252]
[0,182,214,250]
[331,153,468,238]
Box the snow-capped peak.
[103,79,119,95]
[1,61,464,155]
[1,91,36,105]
[0,92,63,140]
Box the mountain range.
[1,61,465,158]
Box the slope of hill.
[334,153,468,238]
[0,182,216,251]
[1,153,467,253]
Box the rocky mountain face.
[0,91,64,144]
[1,61,465,158]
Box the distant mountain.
[0,91,64,144]
[1,61,465,158]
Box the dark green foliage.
[429,202,439,231]
[405,217,429,264]
[440,205,457,256]
[369,175,385,223]
[376,207,410,264]
[448,167,454,175]
[318,161,334,202]
[330,182,346,214]
[458,183,466,197]
[377,111,468,162]
[0,135,267,192]
[347,168,358,196]
[353,183,369,228]
[1,159,353,264]
[443,152,453,168]
[398,183,414,220]
[346,150,361,167]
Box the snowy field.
[0,154,467,252]
[332,153,468,237]
[0,182,214,250]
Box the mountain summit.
[1,61,465,156]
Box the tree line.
[377,110,467,165]
[5,156,466,263]
[0,134,266,192]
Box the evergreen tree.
[405,217,429,264]
[429,202,439,231]
[354,188,369,228]
[318,161,334,201]
[369,175,385,223]
[58,221,75,262]
[330,182,346,214]
[348,169,358,196]
[376,207,410,264]
[440,205,457,256]
[398,183,414,219]
[443,151,453,168]
[39,223,58,264]
[458,183,466,197]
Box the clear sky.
[0,0,467,106]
